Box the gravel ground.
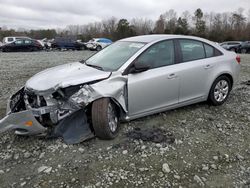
[0,51,249,188]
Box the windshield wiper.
[85,62,104,70]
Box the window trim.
[123,39,178,75]
[176,38,223,63]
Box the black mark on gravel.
[241,80,250,86]
[127,127,175,143]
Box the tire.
[208,75,232,106]
[96,46,102,51]
[3,48,9,52]
[241,49,247,54]
[91,98,120,139]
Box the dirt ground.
[0,51,249,188]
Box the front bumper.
[0,88,48,136]
[0,110,47,135]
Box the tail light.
[236,55,241,64]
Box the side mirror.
[129,62,150,74]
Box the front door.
[127,40,179,117]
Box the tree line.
[0,8,249,42]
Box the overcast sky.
[0,0,249,29]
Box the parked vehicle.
[1,39,43,52]
[2,36,31,44]
[86,38,112,51]
[0,35,240,144]
[220,41,242,52]
[239,41,250,54]
[51,37,86,50]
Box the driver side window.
[136,40,175,69]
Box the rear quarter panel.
[204,51,240,99]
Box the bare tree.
[130,18,153,35]
[102,17,117,39]
[154,14,165,34]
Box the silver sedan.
[0,35,241,143]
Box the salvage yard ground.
[0,51,249,187]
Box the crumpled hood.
[25,62,111,94]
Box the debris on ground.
[241,80,250,85]
[126,127,175,143]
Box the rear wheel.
[91,98,120,139]
[96,46,102,51]
[241,49,247,54]
[208,76,232,106]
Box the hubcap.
[214,80,229,102]
[107,103,118,133]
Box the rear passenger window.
[179,40,205,62]
[16,40,23,44]
[24,40,31,44]
[204,44,214,58]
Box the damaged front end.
[0,85,95,143]
[0,75,127,144]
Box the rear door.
[13,40,24,51]
[127,40,179,117]
[176,39,217,103]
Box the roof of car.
[119,34,208,43]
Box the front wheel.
[208,76,232,106]
[91,98,120,139]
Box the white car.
[3,36,31,44]
[86,38,112,51]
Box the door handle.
[168,73,177,79]
[204,64,213,69]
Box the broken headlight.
[69,85,95,107]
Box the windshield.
[85,41,145,71]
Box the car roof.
[94,38,112,41]
[119,34,212,43]
[4,36,31,38]
[223,41,242,43]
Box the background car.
[239,41,250,54]
[1,39,43,52]
[220,41,242,52]
[86,38,112,51]
[51,37,86,50]
[2,36,32,44]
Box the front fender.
[69,74,128,113]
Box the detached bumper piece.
[53,110,94,144]
[0,110,47,135]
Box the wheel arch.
[215,73,234,88]
[207,72,234,100]
[86,97,127,119]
